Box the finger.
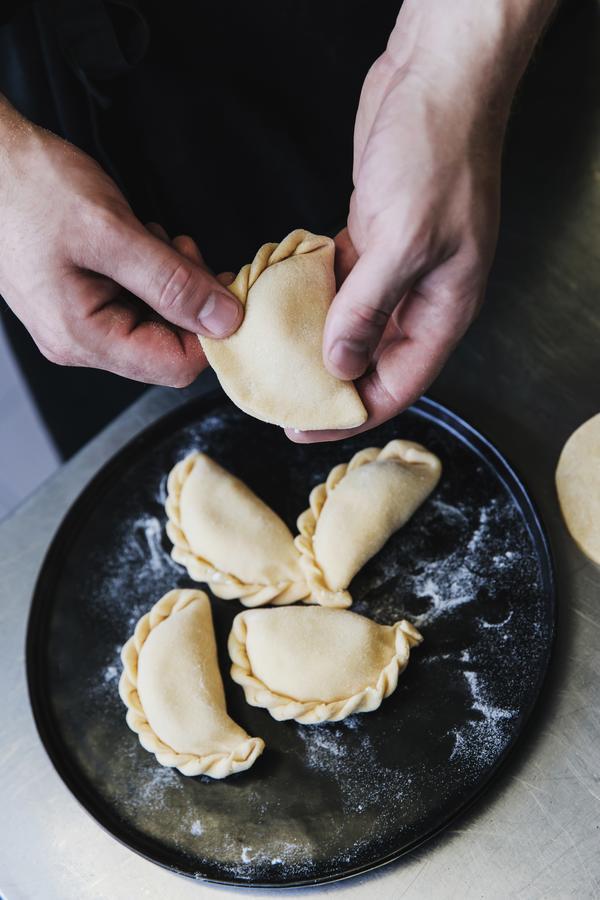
[172,234,207,268]
[83,297,208,386]
[217,271,235,286]
[146,221,169,243]
[284,367,414,445]
[333,228,358,288]
[323,246,414,381]
[93,217,242,337]
[284,353,437,445]
[289,285,473,444]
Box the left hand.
[287,0,554,443]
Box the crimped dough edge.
[294,439,442,608]
[228,611,423,724]
[199,229,367,432]
[225,228,335,306]
[165,452,310,607]
[118,588,265,778]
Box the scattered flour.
[76,409,547,885]
[408,502,497,627]
[103,664,118,685]
[133,515,169,575]
[156,473,168,505]
[120,757,183,815]
[298,721,414,816]
[449,668,516,767]
[430,498,469,524]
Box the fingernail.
[198,292,241,337]
[329,339,369,378]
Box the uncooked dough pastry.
[166,452,310,606]
[295,439,442,607]
[556,412,600,565]
[229,606,422,724]
[119,589,264,778]
[199,229,367,431]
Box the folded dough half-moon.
[166,452,310,606]
[229,606,422,724]
[295,440,442,607]
[119,589,264,778]
[199,229,367,431]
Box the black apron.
[0,0,397,456]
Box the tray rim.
[25,392,557,889]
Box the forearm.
[389,0,558,123]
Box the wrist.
[389,0,556,128]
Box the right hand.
[0,97,242,386]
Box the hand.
[288,0,556,442]
[0,97,242,386]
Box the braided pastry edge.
[165,453,310,607]
[118,588,265,778]
[228,611,423,724]
[294,440,442,608]
[226,229,334,305]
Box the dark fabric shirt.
[0,0,397,455]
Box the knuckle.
[75,198,114,235]
[34,315,89,368]
[396,231,436,275]
[90,205,125,244]
[348,301,392,337]
[37,338,72,367]
[73,202,126,267]
[365,53,396,88]
[157,262,194,314]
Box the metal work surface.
[1,4,599,898]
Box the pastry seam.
[118,589,264,777]
[227,229,334,305]
[294,440,442,608]
[166,453,311,607]
[228,612,423,724]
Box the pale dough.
[228,606,422,724]
[556,412,600,565]
[119,589,264,778]
[295,440,442,607]
[200,229,367,431]
[166,452,310,606]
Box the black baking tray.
[26,393,556,887]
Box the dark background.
[0,0,597,458]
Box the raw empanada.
[199,229,367,431]
[296,440,442,607]
[119,589,264,778]
[228,606,422,724]
[166,452,309,606]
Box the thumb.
[323,246,414,380]
[94,217,242,337]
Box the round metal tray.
[26,394,556,887]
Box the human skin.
[287,0,557,443]
[0,96,241,387]
[0,0,555,413]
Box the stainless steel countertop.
[1,5,599,898]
